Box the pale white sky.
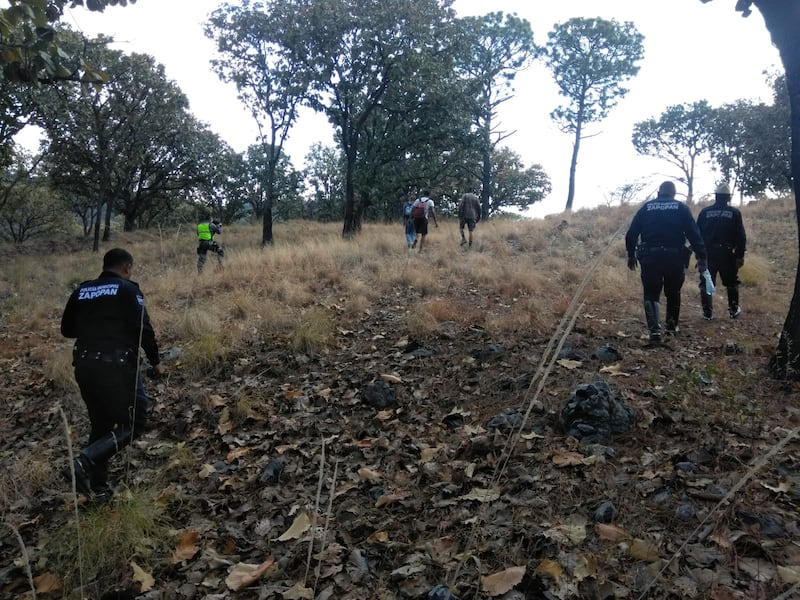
[60,0,782,216]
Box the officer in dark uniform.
[625,181,707,343]
[197,214,224,273]
[697,182,747,319]
[61,248,165,502]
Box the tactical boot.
[62,455,93,497]
[728,286,741,318]
[81,429,133,467]
[665,298,681,335]
[644,301,661,343]
[460,238,467,246]
[700,291,713,320]
[91,483,115,505]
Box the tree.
[0,0,133,83]
[0,176,64,243]
[710,79,791,199]
[206,0,308,246]
[488,147,550,215]
[303,143,344,223]
[631,101,716,203]
[265,0,456,237]
[700,0,800,377]
[35,36,221,249]
[544,17,644,212]
[453,12,537,220]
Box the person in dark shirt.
[697,182,747,319]
[61,248,165,503]
[625,181,707,343]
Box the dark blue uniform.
[697,199,747,318]
[61,269,160,496]
[626,193,706,340]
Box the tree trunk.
[102,197,112,242]
[481,146,491,220]
[342,146,358,238]
[262,174,274,246]
[565,119,582,212]
[92,198,101,252]
[755,0,800,378]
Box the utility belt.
[73,347,137,367]
[637,245,692,266]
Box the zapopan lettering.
[646,203,680,211]
[78,283,120,300]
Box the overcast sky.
[61,0,783,216]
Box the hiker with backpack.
[410,189,438,253]
[402,193,416,248]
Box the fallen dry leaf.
[198,463,216,478]
[172,530,201,563]
[379,373,402,383]
[552,449,587,467]
[225,556,275,591]
[629,538,660,562]
[357,467,383,481]
[131,561,154,591]
[208,393,227,407]
[599,364,631,377]
[367,530,389,543]
[226,447,250,462]
[218,407,232,435]
[594,523,631,542]
[481,565,526,596]
[758,479,792,493]
[282,581,314,599]
[277,511,312,541]
[375,489,412,507]
[33,572,61,594]
[456,488,501,503]
[777,564,800,584]
[535,558,562,582]
[557,358,582,370]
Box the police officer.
[197,214,223,273]
[625,181,707,343]
[697,182,747,319]
[61,248,164,502]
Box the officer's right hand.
[627,256,637,271]
[696,257,708,272]
[736,257,744,269]
[151,363,166,379]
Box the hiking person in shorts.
[458,191,481,248]
[410,189,438,253]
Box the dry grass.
[0,203,789,364]
[45,485,169,598]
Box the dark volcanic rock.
[560,381,635,444]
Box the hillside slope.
[0,199,799,599]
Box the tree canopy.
[544,17,644,211]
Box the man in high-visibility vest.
[197,215,223,273]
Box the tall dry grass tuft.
[292,307,336,353]
[0,453,53,514]
[46,485,169,597]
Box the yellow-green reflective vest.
[197,222,213,241]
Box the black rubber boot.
[728,286,741,318]
[644,301,661,343]
[81,429,133,467]
[665,297,681,335]
[62,455,93,497]
[700,290,713,319]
